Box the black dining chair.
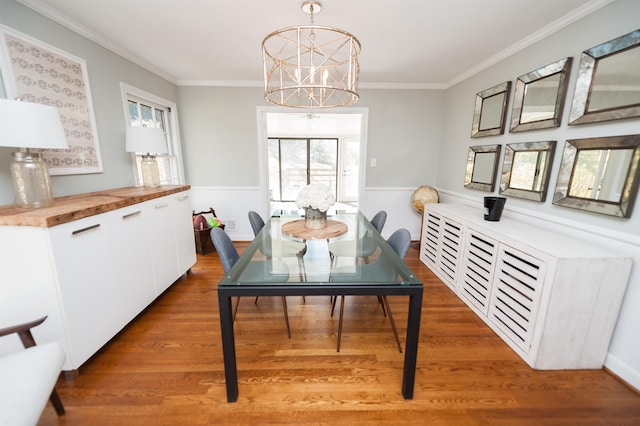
[210,227,293,338]
[331,228,411,353]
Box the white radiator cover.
[421,203,632,370]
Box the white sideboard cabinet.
[420,203,632,370]
[0,186,196,373]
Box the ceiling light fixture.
[262,0,361,109]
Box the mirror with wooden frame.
[569,29,640,125]
[464,144,502,192]
[471,81,512,138]
[499,141,556,201]
[552,134,640,218]
[510,58,572,132]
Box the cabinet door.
[459,230,498,315]
[48,213,119,368]
[420,210,441,268]
[145,196,181,294]
[488,246,546,353]
[172,192,197,274]
[420,209,464,292]
[109,204,157,318]
[436,216,464,292]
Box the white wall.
[0,1,178,205]
[437,0,640,389]
[179,86,445,241]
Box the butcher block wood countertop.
[0,185,190,227]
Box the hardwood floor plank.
[37,243,639,425]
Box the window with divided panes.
[125,90,183,186]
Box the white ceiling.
[19,0,612,88]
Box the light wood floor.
[39,242,640,425]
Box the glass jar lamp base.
[10,150,54,208]
[141,154,161,188]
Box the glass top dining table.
[217,210,423,402]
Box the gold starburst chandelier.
[262,0,361,109]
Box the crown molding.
[17,0,178,84]
[176,80,263,88]
[176,80,448,90]
[359,82,447,90]
[445,0,615,88]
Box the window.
[120,83,185,185]
[267,137,339,201]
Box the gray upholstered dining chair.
[0,316,65,425]
[328,210,386,266]
[369,210,387,233]
[248,211,307,257]
[247,210,307,294]
[331,228,411,353]
[210,227,293,338]
[328,210,387,313]
[248,210,266,237]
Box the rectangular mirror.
[569,29,640,125]
[552,134,640,218]
[510,58,572,132]
[471,81,511,138]
[465,144,502,192]
[500,141,556,201]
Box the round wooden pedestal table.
[281,219,348,240]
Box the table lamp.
[0,99,69,208]
[125,126,167,188]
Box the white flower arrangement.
[296,183,336,212]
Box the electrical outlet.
[224,219,236,230]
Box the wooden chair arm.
[0,316,47,348]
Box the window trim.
[120,83,185,185]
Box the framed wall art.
[0,25,103,175]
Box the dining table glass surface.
[218,210,421,287]
[216,209,423,402]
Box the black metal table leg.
[402,288,423,399]
[218,290,239,402]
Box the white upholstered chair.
[0,316,65,425]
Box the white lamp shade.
[125,126,168,154]
[0,99,69,149]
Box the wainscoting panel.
[189,186,262,240]
[190,186,424,241]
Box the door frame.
[256,106,369,216]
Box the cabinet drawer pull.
[122,210,141,220]
[155,202,169,209]
[71,224,101,235]
[178,195,189,201]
